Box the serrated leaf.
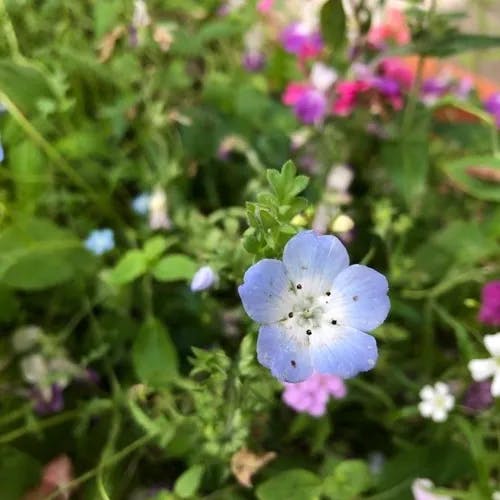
[152,254,197,282]
[132,318,178,387]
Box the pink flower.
[281,23,323,60]
[257,0,274,14]
[367,8,411,48]
[379,58,414,90]
[479,281,500,326]
[282,373,347,417]
[332,81,370,116]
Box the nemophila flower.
[132,192,151,215]
[412,478,452,500]
[463,380,493,413]
[283,63,337,124]
[149,187,172,230]
[282,373,346,416]
[238,230,390,382]
[84,228,115,255]
[191,266,218,292]
[468,332,500,397]
[479,281,500,326]
[418,382,455,422]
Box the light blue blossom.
[238,230,390,383]
[132,193,151,215]
[191,266,217,292]
[84,228,115,255]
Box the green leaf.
[256,469,322,500]
[322,460,372,499]
[442,155,500,201]
[0,447,41,500]
[152,254,197,282]
[132,318,178,387]
[108,250,148,285]
[143,236,169,262]
[416,32,500,57]
[173,464,205,499]
[320,0,347,50]
[0,218,90,290]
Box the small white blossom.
[418,382,454,422]
[12,326,42,353]
[492,491,500,500]
[191,266,218,292]
[310,63,337,93]
[412,478,452,500]
[468,332,500,397]
[132,0,151,28]
[149,187,172,230]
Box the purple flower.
[243,52,266,72]
[281,23,323,60]
[421,77,451,106]
[282,373,346,416]
[294,89,327,124]
[463,380,494,413]
[32,385,64,415]
[479,281,500,326]
[485,93,500,127]
[238,230,390,382]
[191,266,218,292]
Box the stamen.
[296,284,302,290]
[306,329,312,336]
[331,319,337,325]
[291,360,296,367]
[353,295,358,301]
[288,312,294,318]
[326,291,331,296]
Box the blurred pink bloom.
[332,81,370,116]
[282,373,346,417]
[411,478,452,500]
[281,23,323,60]
[479,281,500,326]
[24,455,73,500]
[367,8,411,48]
[379,58,414,90]
[257,0,274,13]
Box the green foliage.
[256,469,322,500]
[173,464,205,499]
[320,0,347,51]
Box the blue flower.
[238,230,390,382]
[84,228,115,255]
[132,193,151,215]
[191,266,218,292]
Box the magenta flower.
[332,81,370,116]
[281,23,323,60]
[479,281,500,326]
[282,373,346,417]
[484,94,500,127]
[379,58,413,91]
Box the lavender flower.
[238,230,390,382]
[281,23,323,59]
[32,385,64,415]
[190,266,218,292]
[243,52,266,72]
[485,93,500,127]
[243,25,266,72]
[479,281,500,326]
[0,141,4,163]
[282,373,346,416]
[294,89,327,124]
[463,380,493,413]
[84,228,115,255]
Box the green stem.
[46,433,158,500]
[0,0,23,62]
[0,409,79,445]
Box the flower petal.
[419,385,434,401]
[238,259,294,324]
[282,230,349,297]
[432,407,447,422]
[484,332,500,357]
[491,372,500,397]
[257,324,313,383]
[418,401,434,418]
[468,358,497,381]
[326,264,390,332]
[309,325,378,378]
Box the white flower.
[468,332,500,397]
[190,266,218,292]
[149,187,172,230]
[132,0,151,29]
[244,24,264,54]
[492,492,500,500]
[418,382,454,422]
[20,354,48,385]
[326,164,354,193]
[310,63,338,93]
[12,326,42,353]
[412,478,452,500]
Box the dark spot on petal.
[291,360,296,367]
[306,329,312,336]
[296,284,302,290]
[326,291,331,296]
[331,319,337,325]
[353,295,358,301]
[288,312,294,318]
